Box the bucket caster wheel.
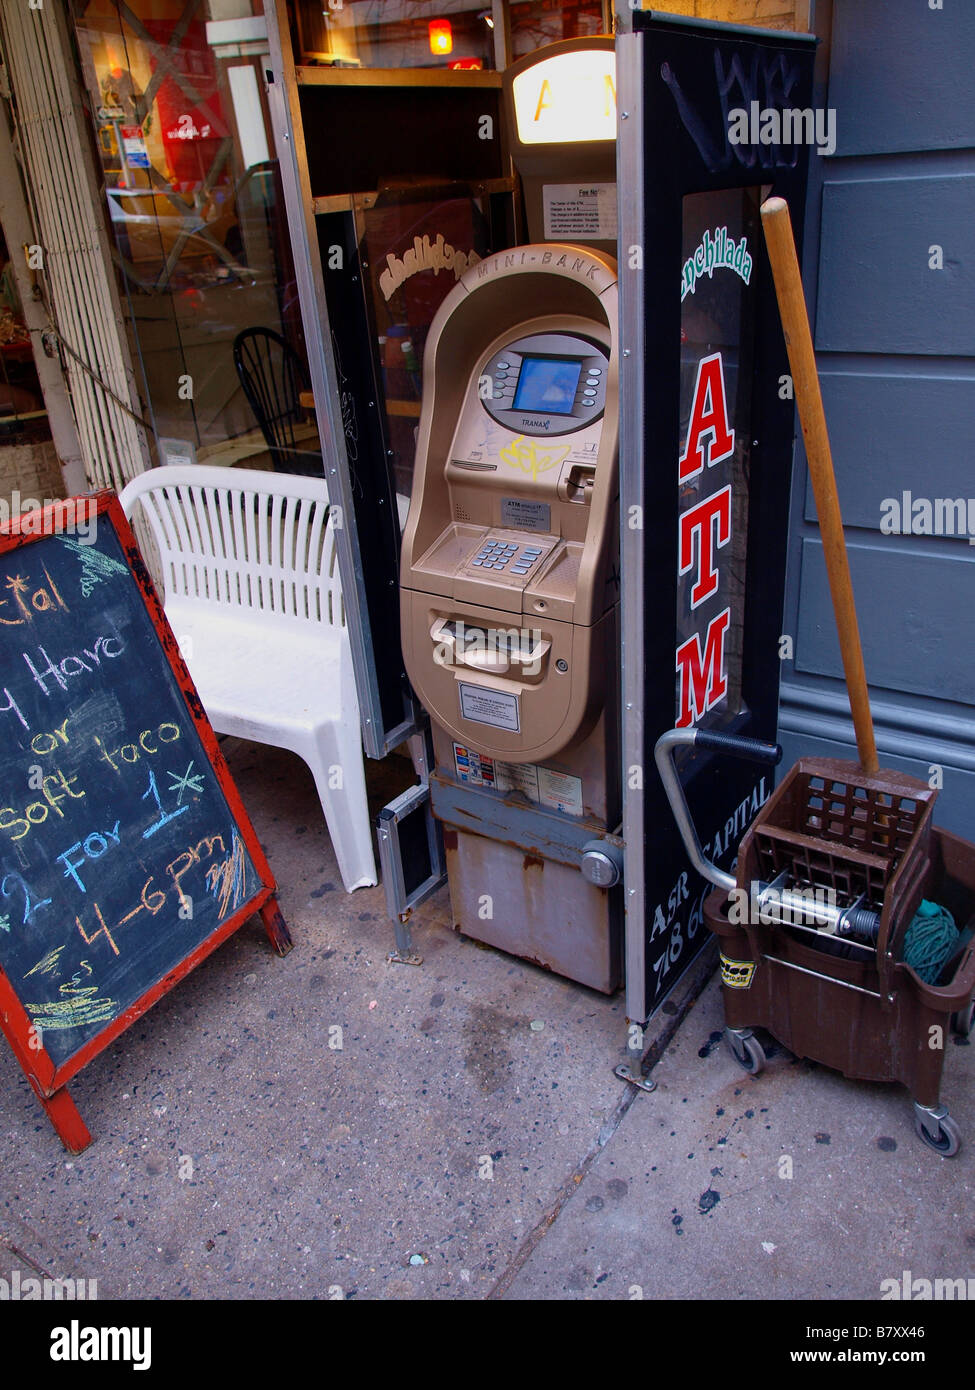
[913,1102,961,1157]
[950,1000,974,1038]
[725,1027,765,1076]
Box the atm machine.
[400,245,622,992]
[267,0,817,1021]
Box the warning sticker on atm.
[501,497,551,532]
[536,766,584,817]
[496,762,539,802]
[459,683,520,732]
[543,182,617,240]
[453,740,585,817]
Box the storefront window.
[510,0,607,58]
[67,3,608,474]
[292,0,498,70]
[72,0,306,468]
[0,226,50,446]
[288,1,608,73]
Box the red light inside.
[429,20,453,56]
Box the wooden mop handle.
[760,196,879,775]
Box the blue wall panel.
[830,0,975,156]
[817,175,975,355]
[780,0,975,847]
[796,538,975,704]
[804,371,975,529]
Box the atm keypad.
[469,538,546,577]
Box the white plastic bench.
[119,464,377,893]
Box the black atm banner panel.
[630,14,816,1018]
[317,194,495,739]
[317,210,407,737]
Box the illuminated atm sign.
[511,48,617,145]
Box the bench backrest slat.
[119,465,339,630]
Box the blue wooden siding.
[778,0,975,838]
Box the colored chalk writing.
[0,500,280,1089]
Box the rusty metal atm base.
[430,772,623,993]
[426,684,623,994]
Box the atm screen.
[512,356,582,415]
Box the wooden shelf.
[296,65,502,89]
[311,177,515,218]
[300,390,421,421]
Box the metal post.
[263,0,407,760]
[615,23,648,1025]
[491,0,512,71]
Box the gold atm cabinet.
[399,245,623,993]
[400,244,619,766]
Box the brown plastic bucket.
[705,822,975,1119]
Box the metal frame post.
[263,0,415,760]
[614,18,649,1024]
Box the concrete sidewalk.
[1,740,971,1301]
[502,980,974,1300]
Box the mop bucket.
[656,731,975,1156]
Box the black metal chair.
[232,327,324,477]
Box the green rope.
[902,899,958,984]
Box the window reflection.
[73,1,307,468]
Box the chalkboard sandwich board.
[0,492,292,1152]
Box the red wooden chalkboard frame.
[0,491,292,1152]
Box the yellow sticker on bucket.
[720,954,756,989]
